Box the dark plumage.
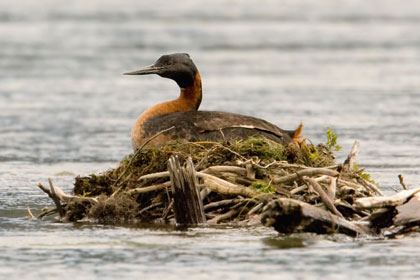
[125,53,302,150]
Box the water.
[1,0,420,279]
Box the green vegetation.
[51,128,381,226]
[326,127,342,151]
[251,180,275,194]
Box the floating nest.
[35,133,420,238]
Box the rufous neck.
[179,72,202,110]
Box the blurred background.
[1,0,420,279]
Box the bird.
[125,53,302,150]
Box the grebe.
[125,53,302,150]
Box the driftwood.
[168,156,206,225]
[37,178,98,219]
[343,140,360,170]
[34,132,420,238]
[394,193,420,225]
[199,172,258,198]
[355,187,420,209]
[261,198,369,236]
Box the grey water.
[1,0,420,279]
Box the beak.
[124,65,163,75]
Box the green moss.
[73,136,336,200]
[251,180,275,194]
[230,137,286,161]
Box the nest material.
[35,136,420,237]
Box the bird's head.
[124,53,199,88]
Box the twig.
[111,126,175,197]
[136,171,170,182]
[207,209,239,225]
[273,168,339,185]
[38,207,58,219]
[290,184,307,195]
[127,181,171,195]
[338,179,364,190]
[314,175,330,183]
[26,206,35,219]
[45,179,98,204]
[198,172,258,198]
[195,146,218,170]
[344,140,360,170]
[204,198,244,212]
[327,177,337,201]
[162,200,174,220]
[200,187,212,201]
[398,174,408,190]
[356,175,384,196]
[200,166,247,176]
[138,202,163,216]
[303,176,343,218]
[245,163,256,180]
[48,178,65,218]
[248,202,264,215]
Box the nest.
[35,135,420,238]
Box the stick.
[273,168,339,185]
[111,126,175,197]
[355,187,420,209]
[290,184,307,195]
[27,206,35,219]
[138,202,163,216]
[136,171,170,182]
[394,192,420,225]
[48,178,65,218]
[356,175,384,196]
[303,176,343,218]
[338,179,364,190]
[48,180,98,204]
[344,140,360,170]
[200,166,247,176]
[327,177,337,201]
[248,202,264,215]
[207,209,238,225]
[262,198,369,236]
[38,207,58,219]
[245,163,256,180]
[198,172,258,198]
[200,187,212,201]
[398,174,408,190]
[204,198,244,212]
[127,181,171,195]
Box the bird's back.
[140,110,301,147]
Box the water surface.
[1,0,420,279]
